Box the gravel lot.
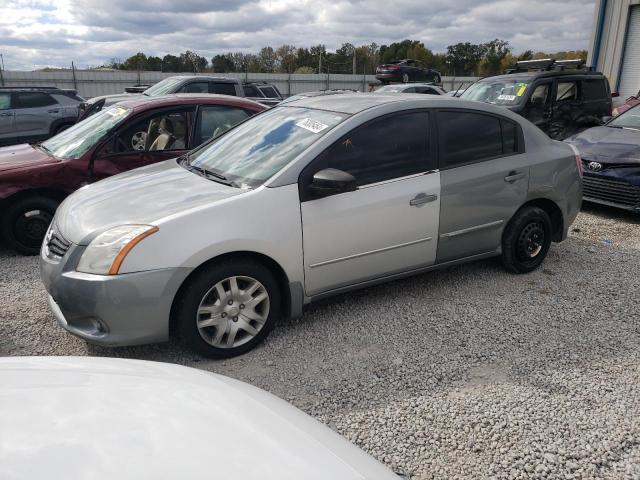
[1,203,639,479]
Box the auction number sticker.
[497,94,516,101]
[296,118,329,133]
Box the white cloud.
[0,0,596,70]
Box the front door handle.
[47,109,60,114]
[410,193,438,206]
[504,171,525,183]
[0,112,12,117]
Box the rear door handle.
[410,193,438,206]
[504,171,525,183]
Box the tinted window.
[439,111,503,167]
[181,82,208,93]
[556,81,578,102]
[324,111,431,186]
[243,85,261,97]
[210,83,237,95]
[16,92,57,108]
[582,79,606,101]
[259,86,279,98]
[0,93,10,110]
[196,105,251,145]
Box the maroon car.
[0,94,266,254]
[612,89,640,117]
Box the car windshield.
[143,77,185,96]
[41,105,131,159]
[186,106,348,187]
[461,79,531,106]
[608,104,640,131]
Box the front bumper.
[40,243,192,346]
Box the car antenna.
[453,82,463,97]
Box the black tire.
[175,258,281,358]
[501,206,552,273]
[1,196,59,255]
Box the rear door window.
[15,92,57,109]
[322,111,432,186]
[195,105,252,145]
[210,83,237,96]
[556,81,578,102]
[438,111,519,168]
[180,82,209,93]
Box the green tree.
[257,47,277,72]
[211,54,235,73]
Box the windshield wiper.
[35,143,53,156]
[181,161,239,187]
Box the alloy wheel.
[196,276,270,349]
[131,131,147,150]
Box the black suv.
[461,59,612,139]
[0,87,84,147]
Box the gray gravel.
[1,203,639,479]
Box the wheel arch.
[0,187,68,221]
[513,198,564,242]
[169,250,293,337]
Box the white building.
[588,0,640,99]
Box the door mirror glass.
[309,168,356,198]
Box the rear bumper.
[40,244,192,346]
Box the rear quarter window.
[582,79,607,101]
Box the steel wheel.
[131,131,147,150]
[196,276,270,349]
[517,221,545,260]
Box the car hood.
[566,126,640,164]
[0,143,59,173]
[0,357,397,480]
[55,159,244,244]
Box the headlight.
[77,225,158,275]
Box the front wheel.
[1,196,59,255]
[175,258,281,358]
[501,206,552,273]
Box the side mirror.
[601,115,612,124]
[308,168,356,198]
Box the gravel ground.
[1,203,639,479]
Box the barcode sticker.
[296,118,329,133]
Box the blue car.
[566,104,640,212]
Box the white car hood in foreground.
[0,357,398,480]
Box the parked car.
[79,76,281,119]
[565,103,640,212]
[376,59,442,85]
[461,59,612,139]
[0,87,84,147]
[374,83,447,95]
[0,356,399,480]
[279,89,356,104]
[241,81,284,106]
[612,89,640,117]
[0,94,266,254]
[41,94,582,358]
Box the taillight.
[387,65,400,70]
[568,143,583,177]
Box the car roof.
[113,93,266,112]
[163,75,238,83]
[0,357,397,480]
[478,70,606,82]
[282,92,500,115]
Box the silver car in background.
[40,94,582,358]
[0,357,399,480]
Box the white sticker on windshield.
[296,118,329,134]
[497,94,516,101]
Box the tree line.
[103,39,587,77]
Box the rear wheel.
[501,206,552,273]
[53,123,73,135]
[176,258,280,358]
[1,196,59,255]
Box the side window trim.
[434,109,525,171]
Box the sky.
[0,0,597,70]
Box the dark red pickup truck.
[0,94,266,254]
